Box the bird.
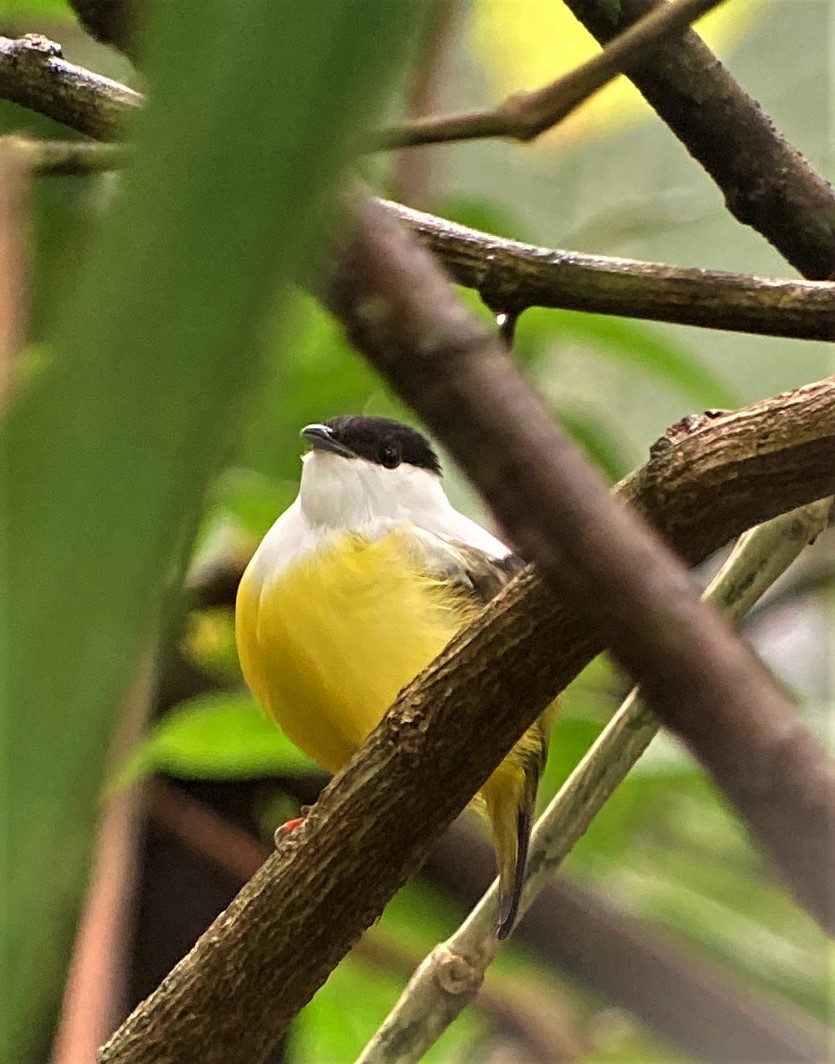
[235,415,554,938]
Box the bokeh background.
[4,0,833,1060]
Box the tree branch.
[3,43,833,341]
[556,0,835,280]
[46,0,835,281]
[388,200,835,340]
[0,34,141,140]
[151,779,830,1064]
[357,499,834,1064]
[371,0,725,150]
[428,822,831,1064]
[148,782,587,1064]
[99,374,835,1064]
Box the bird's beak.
[301,424,356,459]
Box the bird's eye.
[379,444,401,469]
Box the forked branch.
[371,0,725,149]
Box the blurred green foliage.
[115,693,317,785]
[7,0,74,17]
[2,0,422,1059]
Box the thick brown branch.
[557,0,835,280]
[149,783,586,1063]
[327,195,835,932]
[372,0,724,150]
[99,377,835,1064]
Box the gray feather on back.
[407,527,526,607]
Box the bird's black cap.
[302,416,441,474]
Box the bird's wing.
[407,522,550,939]
[406,525,526,606]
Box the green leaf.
[2,0,423,1057]
[118,694,316,783]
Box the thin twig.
[427,822,831,1064]
[371,0,725,150]
[357,499,834,1064]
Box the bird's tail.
[495,804,533,940]
[489,706,554,940]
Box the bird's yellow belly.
[236,529,474,774]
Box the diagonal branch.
[371,0,725,150]
[556,0,835,279]
[0,34,141,140]
[148,782,587,1063]
[357,498,834,1064]
[328,194,835,935]
[99,373,835,1064]
[428,821,832,1064]
[150,778,832,1064]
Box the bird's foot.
[273,806,311,848]
[274,816,304,847]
